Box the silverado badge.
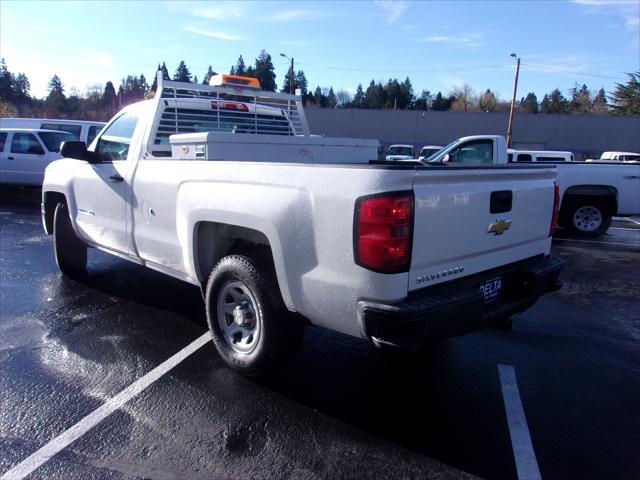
[488,219,512,235]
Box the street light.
[280,53,294,95]
[506,53,521,149]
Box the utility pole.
[506,53,521,149]
[280,53,294,95]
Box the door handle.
[108,174,124,182]
[8,156,14,160]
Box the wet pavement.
[1,192,639,479]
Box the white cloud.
[270,9,319,22]
[572,0,640,30]
[420,33,486,49]
[182,26,242,41]
[191,3,246,21]
[374,0,409,23]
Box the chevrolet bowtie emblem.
[488,219,512,235]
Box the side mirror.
[443,153,450,162]
[60,141,97,162]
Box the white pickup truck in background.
[425,135,640,237]
[41,74,565,376]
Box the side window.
[87,125,102,145]
[0,132,7,151]
[537,156,561,162]
[517,154,532,162]
[95,111,139,162]
[11,133,45,155]
[40,123,81,140]
[448,140,494,164]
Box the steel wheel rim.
[216,280,261,355]
[573,206,602,232]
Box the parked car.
[0,118,105,146]
[428,136,640,237]
[0,128,75,186]
[385,144,415,161]
[597,151,640,162]
[508,149,574,162]
[417,145,443,161]
[41,74,564,376]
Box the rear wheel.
[205,254,303,377]
[53,202,87,276]
[566,201,611,238]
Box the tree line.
[1,54,638,121]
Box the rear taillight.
[550,183,560,236]
[355,191,414,273]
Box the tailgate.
[409,166,556,292]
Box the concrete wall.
[305,109,640,159]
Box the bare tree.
[336,89,352,108]
[450,84,476,112]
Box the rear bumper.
[359,255,565,350]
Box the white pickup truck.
[41,75,564,376]
[425,135,640,237]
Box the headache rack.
[150,71,310,154]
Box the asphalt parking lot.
[1,192,639,480]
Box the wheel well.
[194,222,274,286]
[560,185,618,216]
[43,191,67,235]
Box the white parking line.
[498,364,542,480]
[0,332,212,480]
[623,217,640,226]
[609,227,640,232]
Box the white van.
[0,128,75,186]
[508,149,574,162]
[0,118,105,146]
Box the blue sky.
[1,0,638,101]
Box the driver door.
[72,111,139,255]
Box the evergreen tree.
[352,83,365,108]
[326,87,337,108]
[295,70,308,97]
[231,55,246,76]
[609,71,640,115]
[415,90,432,110]
[193,75,198,84]
[0,58,15,102]
[14,73,30,101]
[173,60,192,82]
[364,80,384,109]
[592,88,609,114]
[45,74,67,116]
[431,91,453,111]
[281,68,308,96]
[255,50,276,91]
[160,62,170,80]
[569,83,592,114]
[313,86,325,107]
[540,89,569,114]
[399,77,414,109]
[102,81,117,114]
[202,65,217,85]
[519,92,539,113]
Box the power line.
[3,39,629,82]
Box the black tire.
[205,254,303,377]
[53,202,87,276]
[565,200,611,238]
